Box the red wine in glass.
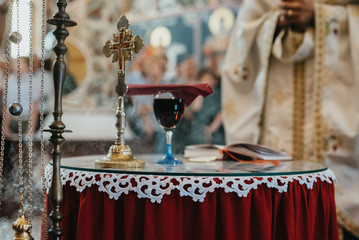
[153,99,184,130]
[153,92,184,165]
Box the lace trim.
[45,165,336,203]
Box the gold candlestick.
[96,15,144,168]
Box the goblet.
[153,91,185,165]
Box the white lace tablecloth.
[45,164,336,203]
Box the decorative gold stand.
[95,15,144,169]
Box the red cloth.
[126,84,213,106]
[46,179,338,240]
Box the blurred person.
[126,47,154,145]
[202,44,220,77]
[173,68,225,153]
[181,56,197,84]
[171,56,198,153]
[143,47,168,84]
[143,48,169,153]
[174,61,184,84]
[127,45,154,85]
[187,67,225,145]
[222,0,359,239]
[126,46,169,154]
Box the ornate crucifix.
[103,16,143,96]
[96,15,144,168]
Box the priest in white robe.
[222,0,359,238]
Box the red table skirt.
[47,180,338,240]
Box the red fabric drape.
[49,179,338,240]
[126,84,213,106]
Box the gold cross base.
[95,144,145,168]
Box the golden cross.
[103,15,144,96]
[103,15,144,75]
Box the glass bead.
[9,102,23,116]
[9,31,22,44]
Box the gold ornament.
[12,192,33,240]
[12,214,33,240]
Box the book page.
[183,143,292,162]
[226,143,292,160]
[183,144,224,162]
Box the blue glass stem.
[156,129,182,166]
[165,130,174,159]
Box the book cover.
[183,143,292,162]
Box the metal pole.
[46,0,76,239]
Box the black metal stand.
[46,0,76,239]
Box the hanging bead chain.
[40,0,48,237]
[0,0,15,212]
[14,0,26,212]
[26,0,35,224]
[0,0,42,232]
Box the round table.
[45,155,338,240]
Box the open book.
[183,143,292,162]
